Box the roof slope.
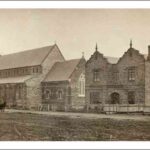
[44,59,81,82]
[0,75,32,84]
[0,45,54,70]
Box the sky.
[0,9,150,60]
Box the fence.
[102,104,150,114]
[38,103,150,114]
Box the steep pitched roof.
[43,59,81,82]
[0,45,55,70]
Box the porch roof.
[0,75,32,84]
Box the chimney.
[147,45,150,61]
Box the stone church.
[0,44,65,109]
[85,41,150,111]
[0,43,86,111]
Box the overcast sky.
[0,9,150,60]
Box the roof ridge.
[1,44,55,56]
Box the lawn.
[0,112,150,141]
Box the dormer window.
[93,69,100,82]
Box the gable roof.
[43,59,81,82]
[0,45,55,70]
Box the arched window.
[57,90,63,100]
[78,73,85,97]
[110,92,120,104]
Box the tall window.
[78,73,85,97]
[93,70,100,82]
[128,68,135,81]
[57,90,63,99]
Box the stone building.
[0,44,65,109]
[85,42,150,110]
[42,57,86,111]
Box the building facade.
[86,42,150,111]
[0,44,65,109]
[42,57,86,111]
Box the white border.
[0,1,150,149]
[1,141,150,149]
[0,1,150,8]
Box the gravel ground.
[0,110,150,141]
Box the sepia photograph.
[0,7,150,143]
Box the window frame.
[45,90,51,99]
[57,90,63,100]
[128,67,136,81]
[93,69,100,82]
[78,73,85,97]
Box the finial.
[82,52,84,58]
[95,43,98,51]
[130,39,132,48]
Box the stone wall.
[86,47,146,110]
[145,61,150,106]
[25,45,65,109]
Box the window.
[45,90,50,99]
[128,91,135,104]
[36,67,39,73]
[93,70,100,82]
[57,90,63,99]
[128,68,135,81]
[78,73,85,97]
[16,85,22,99]
[113,72,119,81]
[110,92,120,104]
[90,92,100,104]
[33,67,35,73]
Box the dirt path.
[5,109,150,121]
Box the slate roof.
[43,59,81,82]
[0,45,55,70]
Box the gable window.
[93,69,100,82]
[128,68,135,81]
[128,91,135,104]
[57,90,63,100]
[78,73,85,97]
